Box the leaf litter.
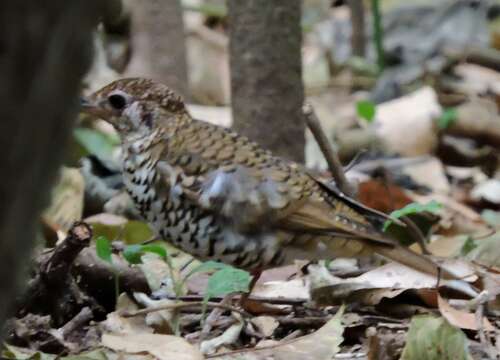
[8,1,500,359]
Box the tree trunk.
[348,0,366,57]
[126,0,189,98]
[228,0,305,163]
[0,0,98,333]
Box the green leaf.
[383,200,442,231]
[460,236,477,256]
[123,244,168,264]
[437,108,457,130]
[356,100,376,123]
[95,236,113,264]
[122,244,143,264]
[184,260,229,281]
[73,128,119,160]
[206,267,251,298]
[141,244,167,260]
[401,315,471,360]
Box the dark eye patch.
[108,94,127,110]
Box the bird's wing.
[279,174,454,278]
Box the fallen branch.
[121,301,249,318]
[17,222,96,326]
[303,103,356,197]
[73,246,150,310]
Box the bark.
[0,0,98,334]
[348,0,366,57]
[228,0,305,163]
[126,0,189,98]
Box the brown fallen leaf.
[102,333,204,360]
[437,295,494,331]
[215,306,344,360]
[101,294,153,335]
[310,260,477,306]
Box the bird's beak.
[79,96,111,120]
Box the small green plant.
[383,200,442,231]
[95,236,120,303]
[205,266,251,299]
[123,244,168,264]
[436,108,457,130]
[201,266,251,320]
[460,236,477,256]
[356,100,376,123]
[122,243,182,297]
[371,0,385,72]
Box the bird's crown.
[92,78,185,113]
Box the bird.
[80,78,451,278]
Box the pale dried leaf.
[251,316,279,337]
[139,253,176,293]
[102,333,203,360]
[133,293,176,334]
[218,306,344,360]
[471,179,500,204]
[252,278,309,301]
[401,157,450,194]
[437,295,494,331]
[200,322,244,355]
[311,261,477,305]
[375,87,441,156]
[101,294,153,335]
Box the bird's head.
[81,78,187,138]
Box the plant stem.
[371,0,384,72]
[114,270,119,305]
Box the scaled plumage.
[81,78,447,276]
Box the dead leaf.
[310,261,477,306]
[427,235,468,258]
[471,179,500,204]
[375,87,441,156]
[453,63,500,95]
[401,157,450,194]
[200,321,244,355]
[102,333,203,360]
[43,167,84,232]
[217,306,344,360]
[101,294,153,335]
[437,295,494,331]
[251,316,280,337]
[252,278,309,302]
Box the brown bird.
[81,78,449,278]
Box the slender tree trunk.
[348,0,366,57]
[0,0,98,333]
[126,0,189,98]
[228,0,305,163]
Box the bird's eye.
[108,94,127,110]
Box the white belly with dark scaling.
[122,148,284,269]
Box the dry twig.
[303,103,355,197]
